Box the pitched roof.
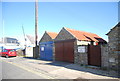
[106,22,120,35]
[64,27,106,42]
[46,32,58,39]
[26,35,35,44]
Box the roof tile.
[64,27,106,42]
[46,32,58,39]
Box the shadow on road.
[23,57,119,78]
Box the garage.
[39,31,58,61]
[54,27,106,64]
[40,41,53,61]
[55,40,74,63]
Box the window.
[10,49,15,52]
[3,50,8,52]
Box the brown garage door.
[55,40,74,63]
[88,45,101,66]
[55,42,64,61]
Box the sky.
[1,1,119,43]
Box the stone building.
[54,27,106,66]
[39,31,58,60]
[106,22,120,76]
[40,31,58,43]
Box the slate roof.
[46,32,58,39]
[64,27,106,42]
[106,22,120,35]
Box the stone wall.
[40,32,53,43]
[101,44,109,68]
[74,40,88,65]
[107,26,120,71]
[74,40,107,66]
[74,42,110,67]
[55,27,76,41]
[107,23,120,77]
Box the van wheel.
[6,55,9,58]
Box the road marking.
[2,60,56,79]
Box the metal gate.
[40,41,53,61]
[88,45,101,66]
[55,40,74,63]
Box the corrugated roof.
[46,32,58,39]
[64,27,106,42]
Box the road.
[1,57,119,81]
[1,60,74,81]
[2,61,46,79]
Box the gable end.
[55,27,76,41]
[40,32,52,43]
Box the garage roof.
[46,32,58,39]
[64,27,106,42]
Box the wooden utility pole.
[34,0,39,59]
[35,0,38,46]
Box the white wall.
[25,47,33,57]
[77,40,90,45]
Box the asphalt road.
[2,61,46,79]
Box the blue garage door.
[40,41,53,61]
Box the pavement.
[1,56,120,80]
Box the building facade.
[55,27,106,66]
[0,37,20,49]
[39,31,58,60]
[106,22,120,75]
